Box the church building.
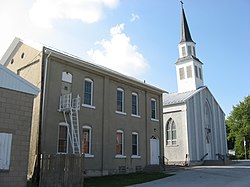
[163,5,228,165]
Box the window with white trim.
[84,78,93,106]
[151,98,157,120]
[0,133,12,170]
[186,65,192,78]
[132,92,139,116]
[116,130,124,155]
[117,88,124,113]
[132,132,139,156]
[166,119,177,145]
[179,67,185,80]
[195,65,198,78]
[82,126,92,156]
[61,71,72,95]
[199,68,203,80]
[57,123,68,153]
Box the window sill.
[151,118,159,122]
[131,155,141,159]
[115,155,127,159]
[131,114,141,118]
[166,144,178,147]
[82,104,96,109]
[84,154,94,158]
[116,111,127,116]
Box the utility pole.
[244,136,247,159]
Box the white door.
[150,138,159,164]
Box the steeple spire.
[180,1,194,43]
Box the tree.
[226,96,250,159]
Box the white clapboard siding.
[0,133,12,170]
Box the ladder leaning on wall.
[58,93,81,154]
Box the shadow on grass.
[84,172,174,187]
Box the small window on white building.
[0,133,12,170]
[187,46,192,56]
[193,46,196,56]
[179,67,185,80]
[195,65,198,78]
[199,68,203,80]
[166,119,177,145]
[181,46,186,57]
[186,65,192,78]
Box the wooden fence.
[39,154,84,187]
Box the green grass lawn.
[84,172,173,187]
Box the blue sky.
[0,0,249,117]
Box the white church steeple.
[176,2,204,93]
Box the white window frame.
[166,119,177,146]
[83,78,95,109]
[131,132,141,158]
[0,133,12,170]
[131,92,140,117]
[151,98,157,121]
[57,123,68,154]
[82,126,94,158]
[116,88,126,115]
[115,130,126,158]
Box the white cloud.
[29,0,120,28]
[130,13,140,22]
[87,24,149,77]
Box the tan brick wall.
[0,88,35,187]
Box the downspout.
[38,49,51,184]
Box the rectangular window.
[186,65,192,78]
[116,131,123,155]
[132,133,138,156]
[199,68,203,80]
[181,46,186,57]
[84,79,93,105]
[117,88,124,112]
[82,128,90,154]
[151,99,157,119]
[187,46,192,56]
[179,67,185,80]
[195,65,198,78]
[193,46,196,56]
[58,125,68,153]
[0,133,12,170]
[132,93,138,115]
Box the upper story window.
[117,88,125,113]
[57,123,68,153]
[166,118,176,145]
[193,46,196,56]
[151,98,157,120]
[181,46,186,57]
[132,92,139,116]
[187,46,192,56]
[186,65,192,78]
[199,68,203,80]
[61,71,72,95]
[84,78,93,106]
[179,67,185,80]
[195,65,198,78]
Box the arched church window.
[166,118,177,145]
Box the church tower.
[176,3,204,93]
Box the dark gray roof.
[163,87,206,106]
[180,7,194,43]
[176,55,203,65]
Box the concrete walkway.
[128,160,250,187]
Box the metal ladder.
[59,93,81,154]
